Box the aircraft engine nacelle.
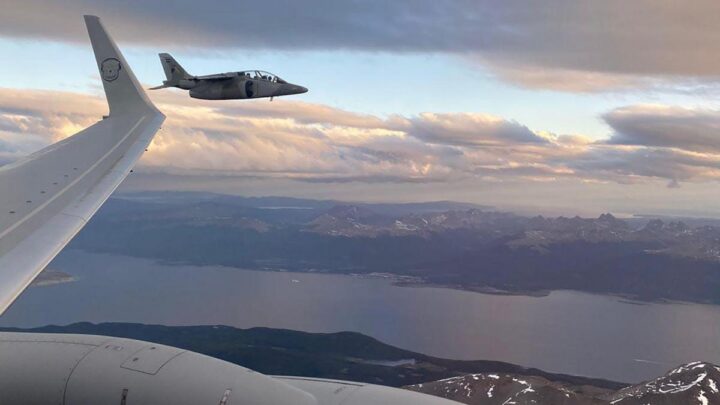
[0,332,459,405]
[189,80,249,100]
[0,332,316,405]
[189,83,225,99]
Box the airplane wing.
[0,15,165,314]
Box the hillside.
[0,322,624,390]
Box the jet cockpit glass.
[240,71,287,83]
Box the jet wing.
[0,15,165,314]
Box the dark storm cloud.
[2,0,720,91]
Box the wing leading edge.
[0,16,165,314]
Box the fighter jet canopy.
[240,70,287,83]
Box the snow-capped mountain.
[406,362,720,405]
[406,373,610,405]
[610,362,720,405]
[307,206,720,262]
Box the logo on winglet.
[101,58,122,82]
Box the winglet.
[84,15,157,116]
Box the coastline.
[76,249,716,306]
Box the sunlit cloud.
[3,87,720,188]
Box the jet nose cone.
[277,83,308,97]
[285,84,307,94]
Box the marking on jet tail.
[101,58,122,82]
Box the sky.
[3,0,720,216]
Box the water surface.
[3,249,720,383]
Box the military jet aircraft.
[0,15,456,405]
[150,53,308,100]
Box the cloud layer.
[1,0,720,91]
[606,105,720,153]
[3,88,720,189]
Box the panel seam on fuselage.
[61,336,118,405]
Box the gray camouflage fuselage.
[153,53,307,100]
[179,74,308,100]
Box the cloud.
[150,91,392,130]
[407,113,548,147]
[1,0,720,92]
[0,0,482,49]
[566,146,720,185]
[3,87,720,187]
[0,88,105,141]
[0,88,107,167]
[0,88,463,182]
[480,63,651,93]
[605,105,720,153]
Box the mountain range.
[69,191,720,304]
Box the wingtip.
[84,14,157,115]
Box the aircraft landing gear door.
[244,80,256,98]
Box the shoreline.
[73,249,716,307]
[30,270,76,287]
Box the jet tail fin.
[158,53,192,87]
[84,15,155,116]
